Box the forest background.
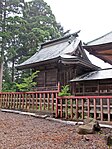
[0,0,64,91]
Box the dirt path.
[0,111,111,149]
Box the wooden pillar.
[83,82,85,95]
[58,82,61,92]
[94,98,96,119]
[82,98,84,119]
[107,98,110,121]
[76,98,78,119]
[87,98,90,118]
[100,98,103,121]
[65,98,68,119]
[56,96,58,118]
[44,71,46,87]
[98,80,100,96]
[52,93,54,112]
[70,98,73,119]
[60,98,63,118]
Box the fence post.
[65,98,68,119]
[58,82,61,92]
[87,98,90,118]
[56,96,58,118]
[70,98,73,119]
[82,98,84,119]
[100,98,103,121]
[94,98,96,119]
[107,98,110,121]
[60,98,63,118]
[22,93,24,109]
[76,98,78,119]
[0,92,2,108]
[52,93,54,112]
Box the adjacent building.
[71,31,112,95]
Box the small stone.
[83,135,90,141]
[77,119,100,134]
[77,124,94,134]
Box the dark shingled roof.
[17,32,99,70]
[17,33,79,69]
[87,31,112,45]
[83,31,112,65]
[19,41,69,65]
[70,68,112,82]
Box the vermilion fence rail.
[0,91,112,122]
[0,83,61,114]
[0,91,59,114]
[56,96,112,122]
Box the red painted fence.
[0,91,112,122]
[56,96,112,122]
[0,91,58,114]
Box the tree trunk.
[0,62,3,91]
[0,0,6,91]
[11,58,15,82]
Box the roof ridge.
[87,31,112,45]
[99,67,112,71]
[41,31,80,47]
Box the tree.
[13,0,64,85]
[1,0,64,91]
[16,70,39,91]
[0,0,25,91]
[5,16,27,82]
[20,0,64,62]
[0,0,8,91]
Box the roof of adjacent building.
[87,31,112,45]
[70,68,112,82]
[17,32,98,70]
[83,31,112,65]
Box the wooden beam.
[89,51,112,64]
[95,53,112,56]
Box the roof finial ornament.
[63,30,71,36]
[68,35,74,44]
[68,30,81,44]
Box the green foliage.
[1,0,64,89]
[58,85,71,96]
[16,71,39,91]
[2,82,16,92]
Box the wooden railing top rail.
[0,90,59,94]
[57,95,112,99]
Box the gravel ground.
[0,111,112,149]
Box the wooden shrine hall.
[17,31,112,96]
[17,32,98,92]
